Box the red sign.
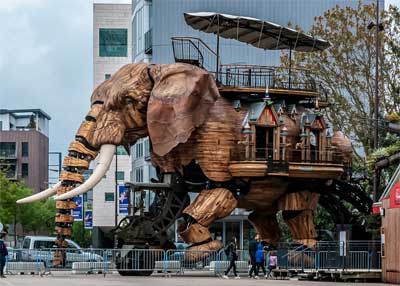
[389,182,400,208]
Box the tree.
[0,171,56,243]
[280,2,400,160]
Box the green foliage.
[368,140,400,168]
[0,171,55,235]
[71,222,92,248]
[276,211,292,242]
[281,2,400,158]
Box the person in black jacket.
[248,234,258,278]
[222,237,240,279]
[0,233,8,278]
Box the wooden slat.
[56,186,74,195]
[56,201,77,210]
[76,121,96,143]
[68,140,98,159]
[63,156,90,169]
[183,188,237,226]
[60,171,84,183]
[55,214,74,223]
[55,227,72,236]
[178,223,211,244]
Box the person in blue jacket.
[254,242,267,279]
[0,232,8,278]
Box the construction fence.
[4,240,381,276]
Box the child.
[254,242,267,279]
[267,251,278,279]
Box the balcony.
[229,147,345,179]
[171,37,328,98]
[145,29,152,55]
[0,150,17,160]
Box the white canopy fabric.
[184,12,330,52]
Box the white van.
[21,236,102,266]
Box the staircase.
[171,37,219,72]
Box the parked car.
[6,247,16,261]
[20,236,102,267]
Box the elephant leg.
[278,191,320,247]
[178,188,237,261]
[248,211,281,246]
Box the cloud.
[0,0,94,155]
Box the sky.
[0,0,399,158]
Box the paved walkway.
[0,275,387,286]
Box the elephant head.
[17,63,219,203]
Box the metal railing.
[230,147,344,165]
[4,241,381,276]
[216,64,321,93]
[171,37,219,72]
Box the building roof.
[0,109,51,120]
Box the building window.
[144,139,150,158]
[135,167,143,182]
[105,192,114,202]
[133,7,144,56]
[21,142,29,157]
[105,74,111,80]
[116,171,125,181]
[99,28,128,57]
[0,121,2,130]
[21,163,29,178]
[135,143,143,158]
[0,142,16,158]
[116,146,128,155]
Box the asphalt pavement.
[0,274,388,286]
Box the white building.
[92,3,132,247]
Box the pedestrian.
[254,242,267,279]
[267,250,278,279]
[0,232,8,278]
[248,234,258,278]
[222,237,240,279]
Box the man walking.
[0,232,8,278]
[248,234,258,278]
[222,237,240,279]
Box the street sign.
[72,196,83,221]
[84,210,93,229]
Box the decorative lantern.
[281,125,288,137]
[263,88,273,106]
[243,122,252,134]
[233,100,241,112]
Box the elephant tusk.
[17,182,62,204]
[55,144,116,200]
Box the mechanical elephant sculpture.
[18,62,351,257]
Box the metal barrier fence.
[4,241,381,276]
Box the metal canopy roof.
[184,12,330,52]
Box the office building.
[0,109,50,193]
[92,3,132,247]
[130,0,382,249]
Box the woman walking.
[222,237,240,279]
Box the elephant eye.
[125,97,134,105]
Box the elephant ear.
[148,63,219,156]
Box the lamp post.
[368,0,384,202]
[114,148,118,249]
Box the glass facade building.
[131,0,382,248]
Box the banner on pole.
[118,185,129,215]
[72,196,83,221]
[84,210,93,229]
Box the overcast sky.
[0,0,398,158]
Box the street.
[0,275,387,286]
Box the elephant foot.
[248,211,281,245]
[184,240,223,262]
[177,188,237,262]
